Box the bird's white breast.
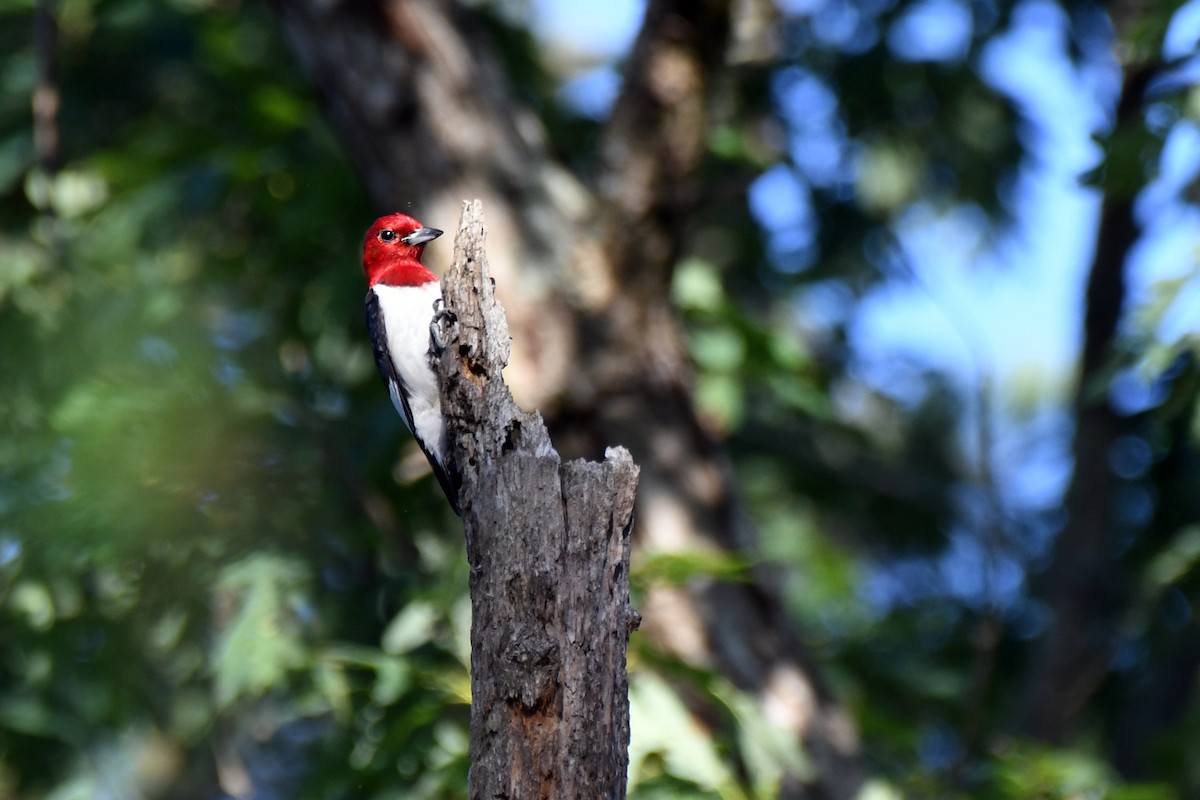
[372,282,446,458]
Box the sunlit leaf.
[628,672,742,797]
[211,555,311,707]
[382,600,439,655]
[633,550,754,589]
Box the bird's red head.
[362,212,444,287]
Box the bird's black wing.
[365,289,461,514]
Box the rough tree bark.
[268,1,864,795]
[437,200,640,799]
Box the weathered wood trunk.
[435,200,640,799]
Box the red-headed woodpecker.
[362,212,460,514]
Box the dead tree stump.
[435,200,640,799]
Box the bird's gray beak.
[402,227,443,246]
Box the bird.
[362,212,460,514]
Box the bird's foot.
[430,297,458,356]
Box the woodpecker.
[362,212,460,514]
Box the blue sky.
[858,0,1200,392]
[851,0,1107,394]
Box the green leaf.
[628,672,744,798]
[673,258,726,312]
[11,580,55,630]
[634,550,754,589]
[382,600,439,655]
[211,555,310,707]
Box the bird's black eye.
[379,229,397,242]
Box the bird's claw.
[430,297,457,355]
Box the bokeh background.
[2,0,1200,797]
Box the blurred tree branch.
[32,0,59,175]
[597,0,732,288]
[1019,52,1156,743]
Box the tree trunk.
[437,201,640,799]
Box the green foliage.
[1,0,1198,797]
[985,741,1175,800]
[626,657,815,799]
[212,555,311,707]
[0,0,470,796]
